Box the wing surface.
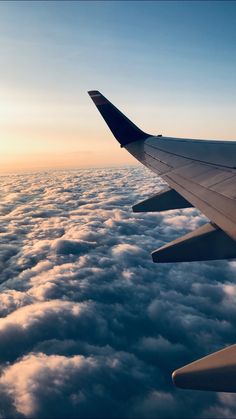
[127,137,236,241]
[88,91,236,262]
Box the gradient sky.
[1,1,236,172]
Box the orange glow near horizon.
[0,148,136,174]
[1,65,236,175]
[1,94,235,174]
[0,89,136,173]
[0,2,236,174]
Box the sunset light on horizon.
[1,1,236,172]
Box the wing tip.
[88,90,108,106]
[88,90,100,95]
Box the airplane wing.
[88,90,236,393]
[88,90,236,264]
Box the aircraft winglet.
[88,91,151,147]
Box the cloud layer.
[0,166,236,418]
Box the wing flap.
[132,187,192,213]
[172,344,236,392]
[152,222,236,263]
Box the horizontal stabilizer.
[172,344,236,392]
[88,91,151,147]
[152,222,236,263]
[132,187,193,213]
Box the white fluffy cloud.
[0,166,235,418]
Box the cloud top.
[0,167,235,418]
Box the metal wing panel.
[146,144,189,169]
[127,137,236,241]
[143,152,172,174]
[172,162,215,180]
[146,136,236,169]
[163,171,236,240]
[210,175,236,199]
[197,170,235,188]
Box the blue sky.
[0,1,236,171]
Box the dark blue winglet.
[88,91,152,147]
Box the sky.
[1,166,236,418]
[0,1,236,172]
